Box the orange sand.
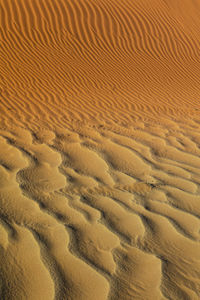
[0,0,200,299]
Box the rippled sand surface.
[1,0,200,299]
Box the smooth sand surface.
[0,0,200,299]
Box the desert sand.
[0,0,200,299]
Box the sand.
[0,0,200,299]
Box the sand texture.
[0,0,200,299]
[1,0,200,129]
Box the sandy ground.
[0,0,200,299]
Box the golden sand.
[0,0,200,299]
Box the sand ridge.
[0,123,200,299]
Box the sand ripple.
[1,0,200,298]
[1,0,200,129]
[0,123,200,299]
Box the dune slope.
[0,124,200,299]
[0,0,200,129]
[1,0,200,299]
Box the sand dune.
[1,0,200,299]
[1,0,200,129]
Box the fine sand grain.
[1,0,200,299]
